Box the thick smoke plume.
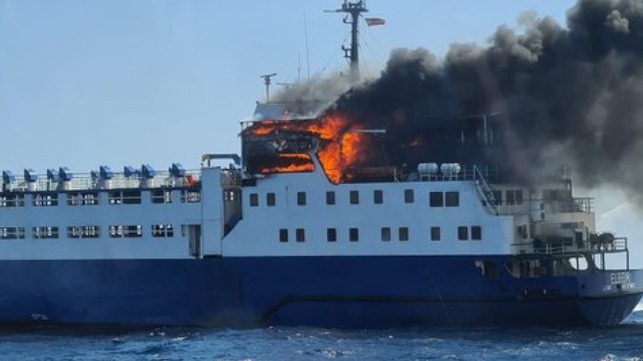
[321,0,643,206]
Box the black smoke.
[324,0,643,204]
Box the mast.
[326,1,368,83]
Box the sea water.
[0,309,641,361]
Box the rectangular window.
[326,191,335,205]
[373,189,383,204]
[108,191,122,204]
[181,189,201,203]
[349,228,359,242]
[249,193,259,207]
[34,226,59,239]
[109,225,142,238]
[267,192,276,207]
[445,191,460,207]
[0,227,25,239]
[327,228,337,242]
[429,192,443,207]
[152,224,174,237]
[404,189,414,203]
[399,227,409,241]
[349,190,359,205]
[122,190,142,205]
[506,190,515,206]
[430,226,441,241]
[297,192,306,206]
[67,192,99,206]
[296,228,305,242]
[458,226,468,241]
[151,189,172,204]
[381,227,391,241]
[279,228,288,242]
[67,226,99,239]
[32,193,58,206]
[471,226,482,240]
[492,190,503,205]
[0,194,25,207]
[515,190,524,205]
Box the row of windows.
[0,224,176,239]
[250,190,461,207]
[0,190,201,208]
[491,189,524,206]
[278,226,483,243]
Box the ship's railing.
[0,169,202,193]
[512,236,628,256]
[546,197,594,213]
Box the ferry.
[0,1,642,328]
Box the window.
[109,225,142,238]
[373,189,383,204]
[404,189,414,203]
[431,227,441,241]
[181,189,201,203]
[445,191,460,207]
[67,226,99,238]
[267,192,276,207]
[33,226,59,239]
[399,227,409,241]
[327,228,337,242]
[152,224,174,237]
[471,226,482,240]
[429,192,443,207]
[33,193,58,206]
[349,228,359,242]
[0,194,25,207]
[279,228,288,242]
[506,190,515,205]
[249,193,259,207]
[381,227,391,241]
[151,189,172,204]
[515,190,524,205]
[122,190,141,205]
[350,190,359,205]
[67,191,99,206]
[0,227,25,239]
[458,226,468,240]
[296,228,305,242]
[297,192,306,206]
[492,190,503,205]
[326,191,335,205]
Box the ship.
[0,1,642,328]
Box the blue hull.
[0,256,640,328]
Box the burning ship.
[0,0,642,328]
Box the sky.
[2,0,643,265]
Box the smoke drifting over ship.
[272,0,643,204]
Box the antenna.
[325,1,368,83]
[260,73,277,102]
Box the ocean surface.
[1,307,642,361]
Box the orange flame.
[244,113,368,184]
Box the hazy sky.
[2,0,643,264]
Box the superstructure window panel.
[151,189,173,204]
[471,226,482,240]
[32,193,58,207]
[33,226,59,239]
[404,189,414,204]
[399,227,409,241]
[296,228,305,242]
[279,228,288,243]
[429,192,443,207]
[249,193,259,207]
[181,189,201,203]
[266,192,276,207]
[349,228,359,242]
[326,191,336,205]
[109,225,142,238]
[381,227,391,241]
[0,194,25,208]
[430,226,441,241]
[296,192,306,206]
[152,224,174,238]
[327,228,337,242]
[0,227,25,239]
[67,192,100,206]
[445,192,460,207]
[458,226,469,241]
[349,190,359,205]
[373,189,383,204]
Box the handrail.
[473,165,498,215]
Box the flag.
[365,17,386,26]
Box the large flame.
[244,113,368,184]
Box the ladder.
[473,165,498,215]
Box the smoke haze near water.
[277,0,643,206]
